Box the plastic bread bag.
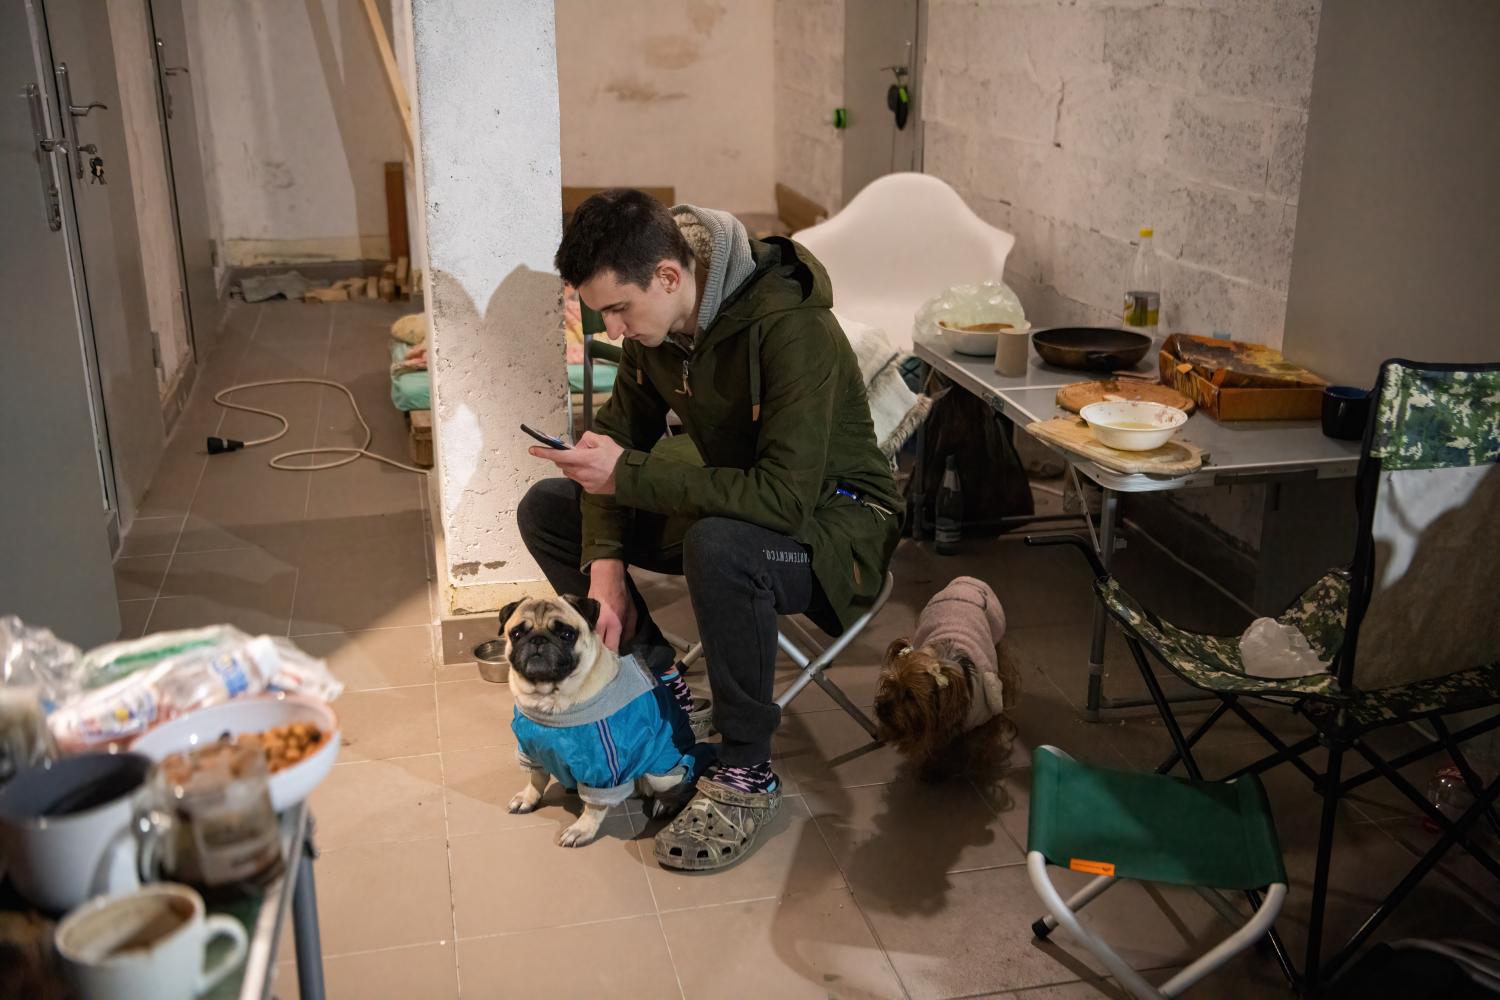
[47,628,343,750]
[0,615,84,709]
[915,279,1027,342]
[0,617,74,781]
[77,625,252,690]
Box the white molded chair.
[792,173,1016,352]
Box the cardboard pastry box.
[1159,334,1328,421]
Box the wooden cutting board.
[1056,379,1196,414]
[1025,417,1205,476]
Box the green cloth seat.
[1027,746,1286,891]
[1341,660,1500,727]
[1098,572,1348,702]
[568,361,617,394]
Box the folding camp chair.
[667,571,894,742]
[1027,359,1500,990]
[1027,746,1288,999]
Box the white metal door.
[842,0,925,201]
[1,0,121,646]
[42,0,167,529]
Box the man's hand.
[587,559,636,652]
[528,431,623,495]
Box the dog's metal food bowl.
[473,638,508,683]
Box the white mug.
[0,752,157,913]
[56,882,248,1000]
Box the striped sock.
[656,667,695,714]
[712,761,777,794]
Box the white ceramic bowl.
[131,695,340,811]
[938,320,1031,357]
[1079,400,1188,451]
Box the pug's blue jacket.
[512,654,713,807]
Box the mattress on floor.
[387,340,617,413]
[390,339,430,412]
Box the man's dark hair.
[555,188,692,290]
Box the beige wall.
[773,0,844,215]
[923,0,1320,348]
[1282,0,1500,387]
[106,0,193,394]
[557,0,775,213]
[183,0,405,267]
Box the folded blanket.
[833,310,931,461]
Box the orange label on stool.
[1069,858,1116,877]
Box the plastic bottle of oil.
[1123,227,1161,346]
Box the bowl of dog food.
[132,694,339,811]
[1079,400,1188,451]
[938,320,1032,357]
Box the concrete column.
[409,0,564,629]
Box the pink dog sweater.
[910,576,1008,730]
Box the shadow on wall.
[427,263,566,596]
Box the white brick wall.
[923,0,1321,346]
[774,0,845,214]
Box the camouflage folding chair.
[1028,359,1500,990]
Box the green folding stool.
[1027,745,1288,999]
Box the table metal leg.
[1083,488,1120,721]
[293,822,326,1000]
[909,402,928,541]
[1079,484,1217,719]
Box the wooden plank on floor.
[395,255,410,298]
[409,409,433,468]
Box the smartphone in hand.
[520,423,570,450]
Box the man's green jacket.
[584,236,904,631]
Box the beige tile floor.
[116,299,1499,999]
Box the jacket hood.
[697,237,834,348]
[671,205,757,332]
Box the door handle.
[164,66,188,76]
[55,62,106,180]
[26,84,64,231]
[156,38,176,119]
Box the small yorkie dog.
[875,576,1021,780]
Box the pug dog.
[501,595,712,847]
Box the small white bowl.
[939,320,1031,357]
[131,694,340,811]
[1080,400,1187,451]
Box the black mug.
[1321,385,1372,441]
